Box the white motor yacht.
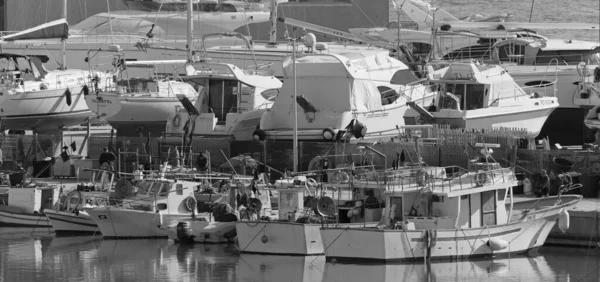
[404,61,559,136]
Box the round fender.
[486,237,508,251]
[322,127,336,140]
[352,120,367,139]
[172,113,182,128]
[253,129,266,141]
[185,197,197,212]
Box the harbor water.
[1,229,599,282]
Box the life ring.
[416,169,430,186]
[172,113,182,128]
[307,178,318,187]
[474,171,488,187]
[185,196,197,212]
[333,171,349,184]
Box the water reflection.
[0,231,598,282]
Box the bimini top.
[433,62,505,84]
[281,50,408,80]
[188,62,282,90]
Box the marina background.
[1,0,600,281]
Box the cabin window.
[534,50,599,65]
[390,69,419,85]
[481,190,497,226]
[378,86,400,106]
[390,196,403,221]
[443,83,465,110]
[208,79,239,123]
[497,43,526,64]
[156,203,167,211]
[175,184,184,196]
[498,189,507,201]
[464,84,486,110]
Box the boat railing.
[367,165,516,193]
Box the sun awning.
[2,18,69,41]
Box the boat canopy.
[189,62,282,90]
[1,18,69,41]
[279,51,406,112]
[71,14,164,37]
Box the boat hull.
[104,96,187,137]
[44,209,98,234]
[166,109,265,141]
[0,209,51,227]
[1,86,92,132]
[320,196,580,262]
[236,222,324,255]
[86,208,192,238]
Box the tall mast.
[186,0,193,62]
[60,0,67,70]
[292,39,298,173]
[268,0,278,45]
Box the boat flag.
[70,141,77,152]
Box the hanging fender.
[154,211,163,228]
[64,88,72,106]
[558,209,570,233]
[486,237,508,251]
[172,113,182,128]
[352,120,367,139]
[253,128,266,141]
[416,169,430,186]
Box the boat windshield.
[0,56,30,73]
[137,181,170,196]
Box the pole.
[60,0,68,70]
[186,0,193,62]
[292,39,298,173]
[528,0,535,23]
[268,0,278,45]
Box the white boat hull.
[44,209,98,234]
[236,222,324,255]
[405,102,557,137]
[261,95,435,142]
[320,196,579,262]
[0,209,51,227]
[1,86,92,132]
[86,208,192,238]
[167,221,236,244]
[166,109,265,141]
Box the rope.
[309,227,349,264]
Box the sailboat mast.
[186,0,193,62]
[292,39,298,173]
[268,0,278,44]
[61,0,67,70]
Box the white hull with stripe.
[44,209,99,234]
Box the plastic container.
[523,178,532,195]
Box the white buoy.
[558,209,570,233]
[486,237,508,251]
[155,211,163,228]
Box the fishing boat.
[404,61,558,136]
[44,188,108,234]
[0,178,61,227]
[164,59,282,141]
[319,127,581,262]
[252,50,434,142]
[86,177,202,238]
[167,184,272,244]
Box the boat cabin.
[491,38,600,66]
[0,53,49,87]
[0,185,60,214]
[60,190,109,212]
[117,179,197,214]
[176,62,281,125]
[382,161,516,230]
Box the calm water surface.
[1,228,600,282]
